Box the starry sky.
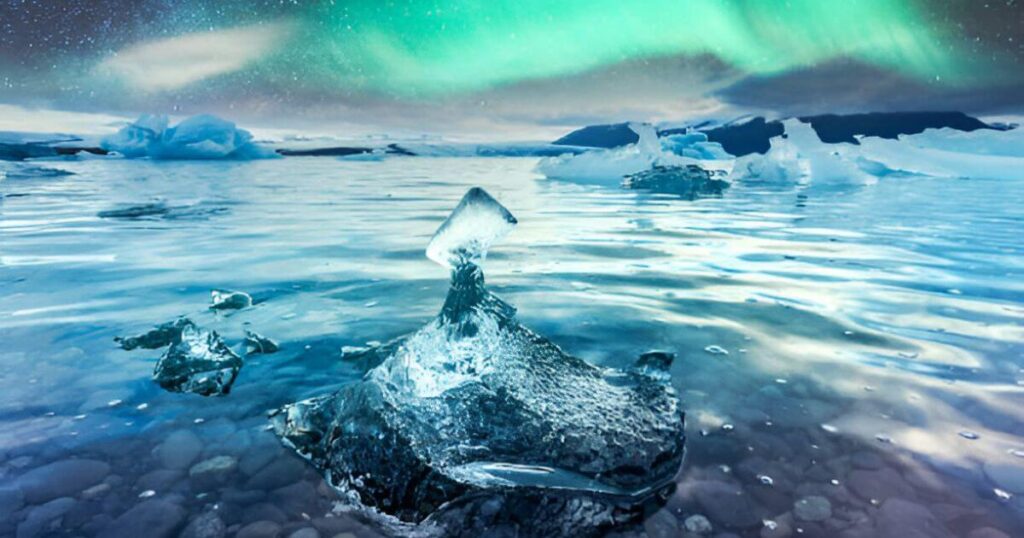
[1,0,1022,137]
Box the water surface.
[1,157,1022,537]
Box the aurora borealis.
[1,0,1022,134]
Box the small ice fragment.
[704,345,729,356]
[107,399,123,407]
[73,414,87,421]
[1009,449,1024,458]
[875,434,893,444]
[958,431,979,440]
[244,330,280,355]
[763,519,778,530]
[139,490,156,498]
[722,423,734,431]
[136,403,149,410]
[843,330,854,336]
[821,424,839,433]
[194,418,205,424]
[44,411,55,417]
[152,321,243,396]
[947,288,962,295]
[425,187,517,269]
[775,378,788,384]
[994,488,1012,500]
[115,318,194,350]
[758,474,774,486]
[898,351,919,359]
[364,301,379,307]
[830,479,840,486]
[210,289,252,311]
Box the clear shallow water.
[1,156,1023,537]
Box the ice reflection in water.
[0,157,1022,537]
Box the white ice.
[536,123,732,184]
[101,114,277,160]
[426,187,517,269]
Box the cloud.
[96,22,293,92]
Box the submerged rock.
[117,318,243,396]
[623,165,729,199]
[272,187,686,534]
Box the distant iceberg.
[101,114,277,160]
[537,123,731,184]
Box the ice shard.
[244,330,279,355]
[425,187,517,269]
[272,187,686,534]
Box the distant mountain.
[552,111,1006,157]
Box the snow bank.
[537,123,731,184]
[101,114,277,160]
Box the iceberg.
[537,123,730,184]
[271,188,686,533]
[100,114,277,160]
[116,318,244,396]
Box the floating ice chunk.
[623,165,729,199]
[538,123,732,184]
[210,289,252,311]
[101,114,277,160]
[117,318,243,396]
[154,323,242,396]
[338,148,387,161]
[728,134,808,183]
[958,431,979,440]
[704,345,729,355]
[243,330,279,355]
[426,187,517,269]
[0,162,74,180]
[115,318,196,350]
[272,188,686,533]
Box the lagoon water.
[1,156,1023,537]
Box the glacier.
[100,114,277,160]
[271,187,686,535]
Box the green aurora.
[292,0,973,96]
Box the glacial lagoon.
[1,156,1023,537]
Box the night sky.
[1,0,1022,135]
